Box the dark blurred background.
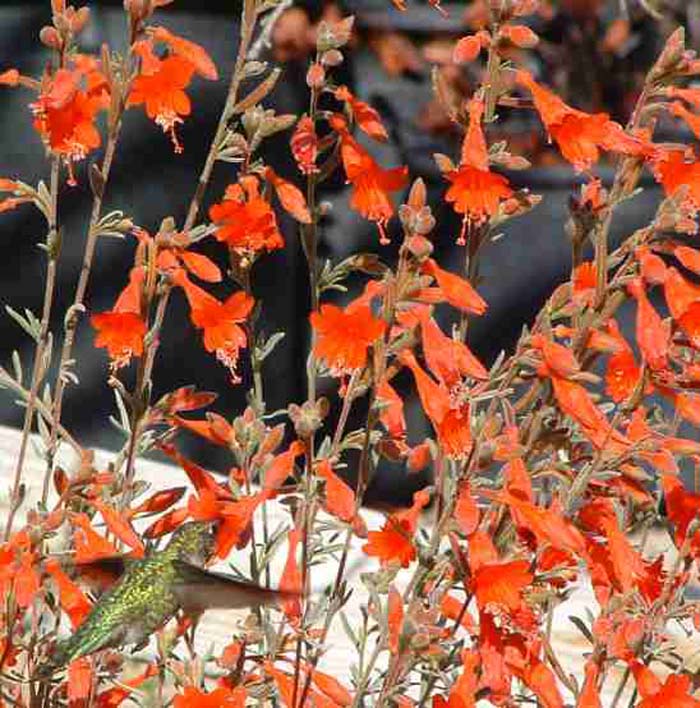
[1,0,698,501]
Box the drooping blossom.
[174,271,254,382]
[362,489,430,567]
[91,267,147,370]
[400,350,472,458]
[290,115,318,174]
[332,115,408,244]
[128,32,217,153]
[443,98,513,244]
[208,176,284,256]
[516,70,645,172]
[30,58,109,183]
[264,167,311,223]
[603,319,641,403]
[335,85,388,141]
[310,300,386,375]
[0,530,40,609]
[649,149,700,226]
[627,277,670,372]
[173,686,246,708]
[630,662,700,708]
[421,259,488,315]
[45,559,92,629]
[316,459,357,525]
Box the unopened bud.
[407,178,426,209]
[124,0,153,23]
[39,25,62,49]
[650,27,686,82]
[288,399,328,439]
[405,234,433,261]
[306,63,325,89]
[321,49,344,67]
[69,6,90,33]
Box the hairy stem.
[5,157,60,539]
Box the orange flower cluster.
[209,175,284,256]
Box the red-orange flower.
[422,259,488,315]
[127,33,216,153]
[400,350,472,458]
[45,559,92,629]
[335,85,389,142]
[173,686,245,708]
[334,116,408,244]
[572,261,596,307]
[604,319,641,403]
[31,61,109,183]
[91,267,147,370]
[310,301,386,375]
[0,531,40,609]
[68,657,93,707]
[630,663,700,708]
[650,149,700,224]
[291,115,318,175]
[516,70,645,172]
[444,99,513,243]
[175,272,254,382]
[149,26,219,81]
[209,176,284,256]
[362,489,430,567]
[627,277,670,372]
[317,459,357,524]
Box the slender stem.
[350,640,383,708]
[117,6,258,507]
[302,70,321,404]
[183,15,254,233]
[44,129,120,498]
[0,368,81,455]
[4,157,60,539]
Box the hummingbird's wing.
[170,561,298,614]
[67,555,131,592]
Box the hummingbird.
[41,521,293,673]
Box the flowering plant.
[3,1,700,706]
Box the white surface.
[1,424,697,705]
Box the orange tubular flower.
[31,60,109,184]
[516,70,644,172]
[91,267,147,370]
[291,115,319,175]
[400,350,472,459]
[650,150,700,223]
[209,176,284,256]
[422,259,488,315]
[362,489,430,567]
[174,272,254,382]
[310,301,386,375]
[173,686,245,708]
[128,31,216,153]
[334,116,408,244]
[444,99,513,244]
[335,85,389,142]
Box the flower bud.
[69,6,90,34]
[39,25,62,49]
[405,234,433,261]
[321,49,344,67]
[124,0,153,23]
[288,399,328,439]
[306,63,325,89]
